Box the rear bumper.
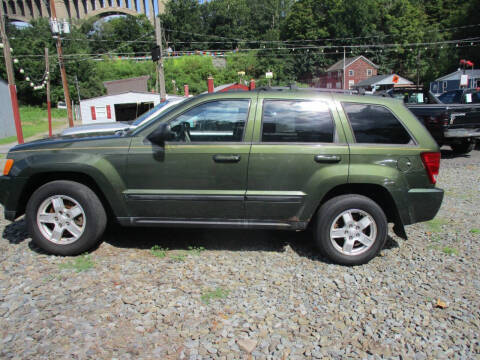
[0,176,27,221]
[401,188,444,225]
[444,128,480,138]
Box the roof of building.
[435,69,480,81]
[103,75,150,86]
[326,56,379,72]
[80,91,161,103]
[355,74,413,87]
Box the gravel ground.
[1,148,479,359]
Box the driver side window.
[169,100,250,142]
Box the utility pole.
[343,47,346,90]
[416,49,421,87]
[49,0,74,127]
[0,6,24,144]
[45,47,52,137]
[155,16,166,102]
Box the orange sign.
[392,75,399,83]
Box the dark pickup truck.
[385,87,480,154]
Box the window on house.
[261,100,334,143]
[443,81,448,91]
[342,103,413,144]
[367,69,372,76]
[348,70,354,76]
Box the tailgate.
[447,104,480,128]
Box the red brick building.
[317,56,379,90]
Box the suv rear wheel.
[26,180,107,255]
[314,194,387,265]
[451,140,474,154]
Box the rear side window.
[262,100,334,143]
[342,103,413,144]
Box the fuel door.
[397,157,412,172]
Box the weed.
[59,254,94,272]
[170,253,186,262]
[201,287,230,304]
[426,218,448,233]
[150,245,168,258]
[441,247,458,256]
[187,246,205,256]
[470,228,480,234]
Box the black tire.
[26,180,107,255]
[314,194,388,265]
[451,141,474,154]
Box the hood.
[9,132,123,153]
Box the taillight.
[421,152,440,184]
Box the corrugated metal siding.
[80,92,160,124]
[0,80,16,139]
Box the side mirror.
[146,122,175,146]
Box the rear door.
[245,92,349,228]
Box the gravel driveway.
[1,149,479,359]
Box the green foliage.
[441,246,458,256]
[470,228,480,234]
[58,254,94,272]
[150,245,168,258]
[1,0,479,108]
[201,287,230,304]
[170,253,186,262]
[187,246,205,255]
[426,218,448,233]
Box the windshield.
[438,90,462,104]
[131,101,171,126]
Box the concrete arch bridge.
[2,0,165,23]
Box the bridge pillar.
[39,0,49,17]
[94,0,101,11]
[149,0,154,22]
[7,0,15,16]
[31,0,40,18]
[77,0,85,17]
[137,0,144,14]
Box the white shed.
[79,92,162,124]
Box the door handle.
[213,154,241,163]
[314,155,341,163]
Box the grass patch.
[58,254,94,272]
[201,287,230,304]
[441,246,459,256]
[150,245,168,258]
[470,228,480,234]
[0,106,67,144]
[187,246,205,255]
[426,218,448,233]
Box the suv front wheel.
[314,194,388,265]
[26,180,107,255]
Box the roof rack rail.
[256,85,359,95]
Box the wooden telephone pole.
[45,47,52,137]
[49,0,74,127]
[0,6,24,143]
[155,17,166,102]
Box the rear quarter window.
[342,103,413,145]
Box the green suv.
[0,90,443,265]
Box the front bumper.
[402,188,444,225]
[0,176,27,221]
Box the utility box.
[0,79,16,139]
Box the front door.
[246,94,349,227]
[125,95,256,223]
